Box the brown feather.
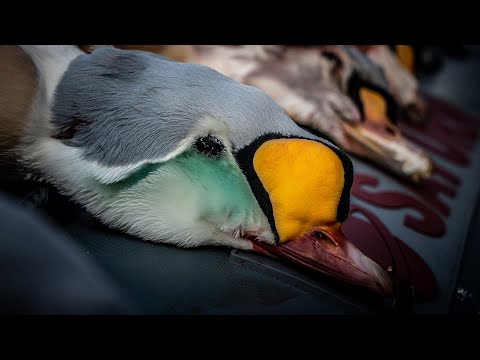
[0,45,38,165]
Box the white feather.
[23,137,274,249]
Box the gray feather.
[52,48,325,166]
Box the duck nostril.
[313,230,337,249]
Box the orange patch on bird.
[359,88,390,125]
[395,45,415,73]
[253,139,345,243]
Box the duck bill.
[342,121,433,182]
[253,224,393,296]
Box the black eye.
[194,135,226,158]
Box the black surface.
[53,207,390,315]
[0,193,136,314]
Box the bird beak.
[252,223,393,296]
[245,137,392,296]
[344,87,432,182]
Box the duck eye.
[194,135,226,158]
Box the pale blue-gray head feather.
[52,47,329,166]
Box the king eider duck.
[0,45,392,295]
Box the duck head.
[344,73,433,182]
[354,45,429,125]
[310,46,432,181]
[20,46,392,295]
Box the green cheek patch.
[104,149,263,226]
